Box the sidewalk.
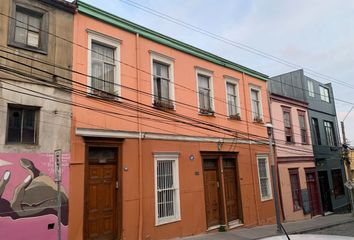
[180,213,354,240]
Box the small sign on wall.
[54,149,62,182]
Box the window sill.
[260,197,273,202]
[155,217,181,227]
[86,92,121,102]
[199,111,215,117]
[228,115,241,120]
[5,142,38,147]
[8,42,47,55]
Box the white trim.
[154,153,181,226]
[150,51,175,108]
[75,128,269,145]
[195,67,215,113]
[249,85,263,121]
[256,154,273,201]
[224,76,241,117]
[87,30,121,96]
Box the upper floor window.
[324,121,336,146]
[6,105,39,144]
[298,111,308,144]
[311,118,321,145]
[88,31,120,97]
[225,78,240,119]
[250,87,262,122]
[282,107,293,143]
[308,80,314,97]
[151,52,175,109]
[196,68,214,115]
[154,153,180,225]
[8,3,48,53]
[319,86,330,102]
[257,155,272,201]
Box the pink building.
[270,91,322,221]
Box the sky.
[82,0,354,144]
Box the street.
[309,222,354,237]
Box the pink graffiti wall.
[0,152,70,240]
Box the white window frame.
[308,80,315,97]
[225,76,240,118]
[249,85,263,121]
[154,152,181,226]
[319,86,330,103]
[195,67,214,113]
[150,51,175,108]
[256,155,273,201]
[87,30,121,96]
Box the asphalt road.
[309,222,354,237]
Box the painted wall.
[70,8,275,240]
[278,162,315,221]
[270,96,313,158]
[70,138,276,240]
[0,0,74,239]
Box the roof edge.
[77,1,268,81]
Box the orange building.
[69,1,277,239]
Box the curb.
[288,218,354,235]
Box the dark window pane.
[7,108,22,142]
[22,109,36,143]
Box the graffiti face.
[0,153,69,239]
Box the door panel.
[224,167,238,222]
[318,171,332,212]
[204,168,221,227]
[87,164,117,240]
[306,171,322,216]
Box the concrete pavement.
[180,213,354,240]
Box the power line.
[118,0,354,89]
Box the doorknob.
[116,181,119,189]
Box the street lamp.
[265,123,282,233]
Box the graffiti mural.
[0,153,69,239]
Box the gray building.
[270,69,349,213]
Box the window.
[8,3,48,52]
[250,87,262,122]
[282,107,293,143]
[311,118,321,145]
[324,121,336,146]
[257,155,272,201]
[308,80,314,97]
[319,86,330,102]
[331,169,345,198]
[225,78,240,118]
[6,105,38,144]
[196,68,214,114]
[88,31,120,97]
[154,153,180,225]
[289,169,302,211]
[298,111,308,144]
[151,52,175,109]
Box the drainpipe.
[241,72,260,224]
[136,33,144,240]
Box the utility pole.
[265,123,282,233]
[341,121,354,217]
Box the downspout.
[241,72,260,224]
[136,33,143,240]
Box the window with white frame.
[257,155,272,201]
[88,31,120,97]
[250,87,262,122]
[196,68,214,114]
[154,153,180,225]
[151,52,175,109]
[308,80,315,97]
[319,86,330,102]
[225,78,240,118]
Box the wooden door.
[203,159,222,227]
[223,158,238,222]
[306,170,322,216]
[86,146,119,240]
